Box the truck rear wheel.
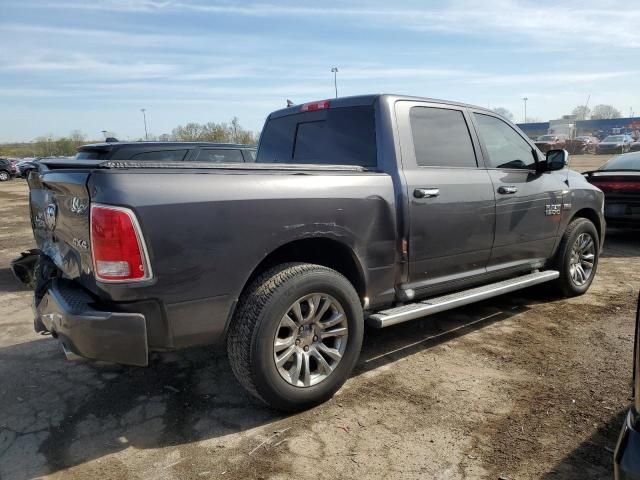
[227,263,364,412]
[552,218,599,297]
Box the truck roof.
[268,93,494,119]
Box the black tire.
[552,218,599,297]
[227,263,364,412]
[0,170,10,182]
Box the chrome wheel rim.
[569,232,596,286]
[273,293,348,388]
[0,172,8,181]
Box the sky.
[1,0,639,142]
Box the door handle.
[498,186,518,194]
[414,188,440,199]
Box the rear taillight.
[301,100,330,112]
[90,204,152,282]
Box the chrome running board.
[368,270,559,328]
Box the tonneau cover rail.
[98,161,368,172]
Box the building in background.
[518,117,640,141]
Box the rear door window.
[195,149,244,163]
[409,107,477,168]
[257,106,376,167]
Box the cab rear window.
[257,106,376,167]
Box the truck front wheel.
[227,263,364,412]
[552,218,599,297]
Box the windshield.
[600,153,640,171]
[537,135,556,141]
[257,105,377,167]
[603,135,625,142]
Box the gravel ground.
[1,154,638,480]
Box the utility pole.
[331,67,339,98]
[522,97,528,123]
[140,108,149,141]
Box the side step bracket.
[368,270,559,328]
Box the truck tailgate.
[28,169,93,284]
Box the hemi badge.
[563,203,572,210]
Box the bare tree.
[590,104,621,120]
[172,123,204,141]
[572,105,591,120]
[493,107,514,121]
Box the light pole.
[331,67,338,98]
[140,108,149,140]
[101,130,107,140]
[522,97,528,123]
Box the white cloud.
[1,53,178,79]
[22,0,640,49]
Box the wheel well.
[243,238,366,299]
[572,208,602,241]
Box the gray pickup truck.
[13,94,605,411]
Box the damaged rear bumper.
[34,278,149,366]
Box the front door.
[471,112,566,270]
[396,102,496,292]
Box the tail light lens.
[90,204,152,282]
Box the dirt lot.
[1,154,638,480]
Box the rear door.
[470,111,566,270]
[395,101,495,292]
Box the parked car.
[566,135,599,155]
[584,152,640,228]
[75,142,257,163]
[12,94,605,411]
[17,158,45,178]
[631,141,640,153]
[614,291,640,479]
[534,134,568,153]
[596,135,633,154]
[0,158,14,181]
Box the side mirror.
[544,149,568,171]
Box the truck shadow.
[0,293,531,479]
[540,409,625,479]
